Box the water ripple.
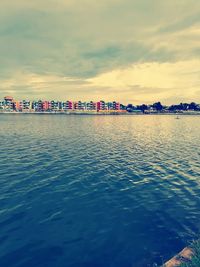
[0,115,200,267]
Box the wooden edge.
[162,247,194,267]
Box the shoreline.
[162,239,200,267]
[0,111,200,115]
[162,246,194,267]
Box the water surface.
[0,115,200,267]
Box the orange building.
[4,96,14,110]
[13,101,22,111]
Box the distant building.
[107,101,120,110]
[42,101,50,111]
[97,100,107,111]
[62,101,73,110]
[32,101,38,111]
[0,97,126,112]
[22,100,31,110]
[4,96,13,102]
[50,101,60,110]
[13,101,22,111]
[37,100,43,111]
[87,101,97,110]
[78,101,84,110]
[0,100,5,109]
[31,100,43,111]
[4,96,14,110]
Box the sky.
[0,0,200,104]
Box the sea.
[0,114,200,267]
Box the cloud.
[86,60,200,104]
[0,0,200,103]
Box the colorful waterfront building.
[107,101,120,110]
[72,101,85,110]
[0,97,125,112]
[78,101,84,110]
[4,96,13,103]
[38,100,43,111]
[50,100,60,110]
[31,101,38,111]
[0,100,5,110]
[31,100,43,111]
[86,101,97,110]
[13,101,22,111]
[62,101,73,110]
[72,101,79,110]
[4,96,14,110]
[22,100,31,110]
[97,100,107,111]
[113,101,120,110]
[42,101,50,111]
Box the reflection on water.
[0,115,200,267]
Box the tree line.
[126,102,200,113]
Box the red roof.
[4,96,14,101]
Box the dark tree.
[126,104,135,112]
[179,103,189,111]
[152,102,163,112]
[138,104,148,113]
[189,102,198,110]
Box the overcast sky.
[0,0,200,104]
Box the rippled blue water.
[0,114,200,267]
